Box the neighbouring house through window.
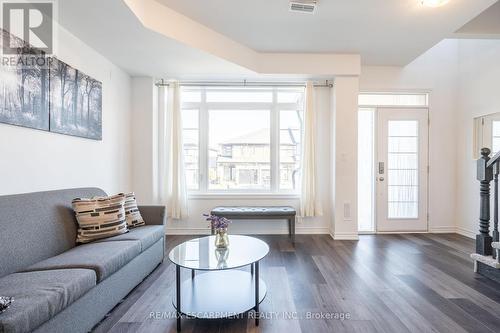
[181,86,304,193]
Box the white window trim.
[358,91,430,108]
[188,193,301,200]
[183,86,304,196]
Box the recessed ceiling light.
[421,0,450,7]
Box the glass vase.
[214,228,229,248]
[215,247,229,269]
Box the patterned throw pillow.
[0,296,13,313]
[72,193,128,243]
[124,192,145,228]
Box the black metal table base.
[254,261,259,326]
[176,265,181,332]
[174,262,265,331]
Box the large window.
[181,87,304,193]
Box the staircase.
[471,242,500,283]
[471,148,500,283]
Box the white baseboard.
[298,227,331,234]
[374,231,428,234]
[165,228,211,236]
[369,227,475,239]
[456,226,475,239]
[296,227,331,234]
[429,226,457,233]
[165,226,331,236]
[165,226,476,240]
[331,231,359,240]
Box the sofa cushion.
[21,241,141,282]
[72,193,128,244]
[124,192,145,228]
[0,188,106,278]
[96,225,164,251]
[0,269,96,333]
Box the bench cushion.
[21,241,141,282]
[211,206,296,217]
[0,269,96,333]
[95,225,164,251]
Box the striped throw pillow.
[124,192,145,228]
[72,193,128,243]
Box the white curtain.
[159,82,188,219]
[300,81,322,217]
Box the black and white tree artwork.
[0,29,49,131]
[0,28,102,140]
[49,58,102,140]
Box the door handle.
[378,162,385,174]
[379,177,385,181]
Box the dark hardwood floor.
[93,234,500,333]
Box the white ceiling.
[158,0,497,65]
[56,0,498,78]
[455,1,500,37]
[57,0,255,78]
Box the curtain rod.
[154,79,333,88]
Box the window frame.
[181,108,201,191]
[181,86,304,195]
[358,92,429,108]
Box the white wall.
[359,39,459,233]
[455,39,500,238]
[131,77,157,203]
[0,24,132,195]
[332,77,360,239]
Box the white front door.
[376,108,429,232]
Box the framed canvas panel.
[0,28,49,131]
[49,57,102,140]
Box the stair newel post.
[477,148,493,256]
[493,162,499,259]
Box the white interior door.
[376,108,428,232]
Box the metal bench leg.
[289,216,295,242]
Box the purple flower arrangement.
[204,214,231,231]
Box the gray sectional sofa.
[0,188,166,333]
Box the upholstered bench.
[211,206,296,241]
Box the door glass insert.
[387,120,419,219]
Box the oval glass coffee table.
[169,235,269,331]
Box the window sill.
[188,193,301,200]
